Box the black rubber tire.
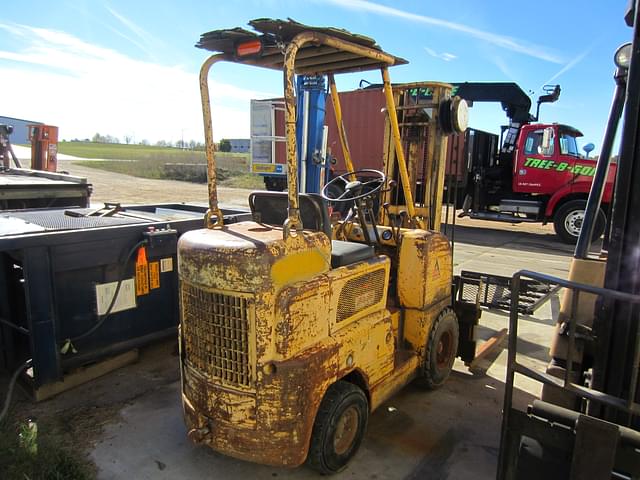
[553,199,606,244]
[264,176,286,191]
[416,308,459,390]
[307,381,369,475]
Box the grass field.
[62,142,263,189]
[58,142,210,162]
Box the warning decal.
[135,246,150,296]
[149,261,160,290]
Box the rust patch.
[183,345,339,467]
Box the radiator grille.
[337,269,386,322]
[181,283,252,388]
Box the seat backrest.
[248,191,331,237]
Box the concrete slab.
[89,222,574,479]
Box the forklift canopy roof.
[196,18,408,75]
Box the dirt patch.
[1,341,181,479]
[57,159,252,208]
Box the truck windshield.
[559,132,579,156]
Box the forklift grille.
[337,269,386,322]
[181,283,253,388]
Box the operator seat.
[248,191,374,268]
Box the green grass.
[219,172,265,189]
[0,417,94,480]
[58,142,207,162]
[67,142,263,188]
[58,141,248,166]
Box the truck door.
[558,129,597,193]
[514,126,573,194]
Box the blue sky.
[0,1,631,152]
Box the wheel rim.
[333,406,359,455]
[436,330,454,368]
[564,210,584,237]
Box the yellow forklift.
[178,19,476,474]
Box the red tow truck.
[448,82,615,244]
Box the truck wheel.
[264,177,286,191]
[553,200,606,244]
[307,381,369,474]
[416,308,459,390]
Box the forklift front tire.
[307,381,369,475]
[416,308,459,390]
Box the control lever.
[383,202,402,244]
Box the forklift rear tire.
[553,200,606,244]
[416,308,459,390]
[307,381,369,474]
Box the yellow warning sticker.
[135,246,149,296]
[149,261,160,290]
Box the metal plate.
[0,209,145,234]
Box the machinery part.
[438,97,469,134]
[63,239,148,349]
[0,124,21,169]
[28,124,58,172]
[553,200,606,244]
[574,49,628,258]
[416,308,459,390]
[0,359,32,423]
[307,381,369,474]
[457,270,560,315]
[264,176,286,191]
[321,168,385,203]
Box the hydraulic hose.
[0,359,32,423]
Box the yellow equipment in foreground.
[178,19,475,474]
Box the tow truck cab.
[512,124,615,206]
[462,121,616,243]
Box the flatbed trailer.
[0,167,91,210]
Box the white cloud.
[0,23,276,143]
[491,55,519,83]
[539,45,594,91]
[323,0,563,64]
[424,47,457,62]
[105,5,163,59]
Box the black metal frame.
[593,1,640,423]
[497,269,640,479]
[457,270,559,315]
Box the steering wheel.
[321,169,386,203]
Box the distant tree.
[156,140,168,147]
[140,139,149,146]
[219,139,231,152]
[124,135,133,145]
[189,140,197,150]
[92,132,105,143]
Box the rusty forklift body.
[178,19,473,473]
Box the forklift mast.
[295,75,329,194]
